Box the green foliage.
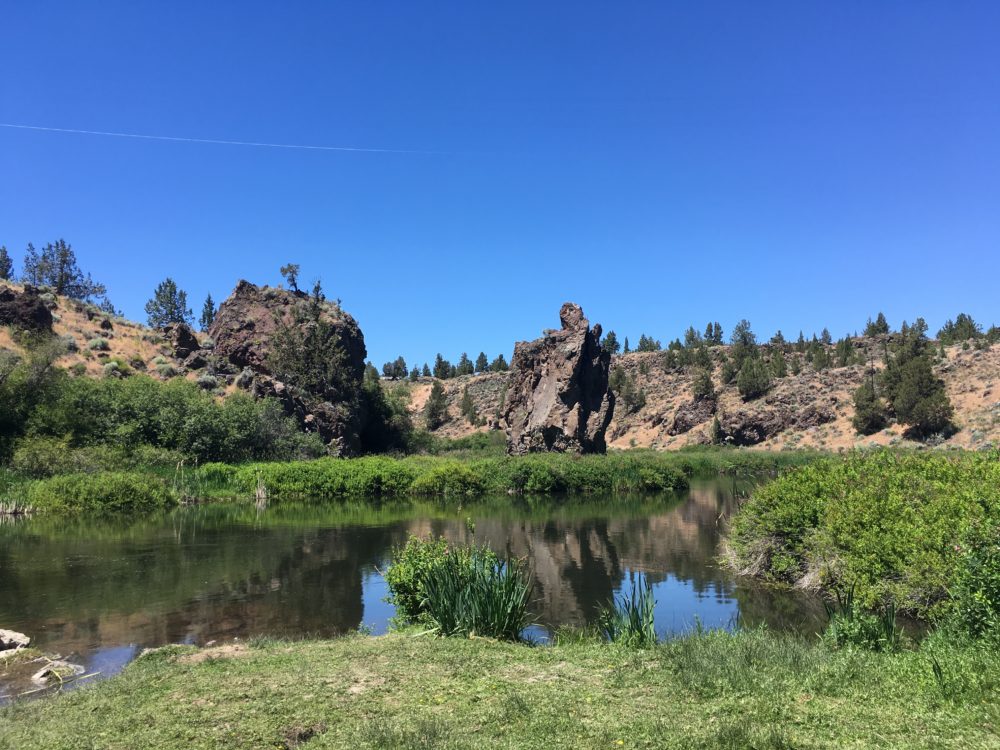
[951,519,1000,641]
[384,536,451,624]
[769,348,787,378]
[851,382,888,435]
[418,543,533,641]
[690,368,715,401]
[459,385,478,424]
[736,357,771,400]
[728,450,1000,616]
[199,293,215,331]
[20,239,106,301]
[382,355,407,379]
[144,277,192,328]
[609,364,645,413]
[279,263,300,291]
[636,334,661,352]
[474,352,488,373]
[821,586,901,653]
[0,244,12,280]
[937,313,982,345]
[602,330,620,354]
[489,354,508,372]
[410,461,485,496]
[432,353,452,379]
[456,352,474,376]
[598,575,657,647]
[25,472,176,514]
[865,312,890,337]
[360,378,415,453]
[86,337,110,351]
[424,380,448,430]
[881,321,954,438]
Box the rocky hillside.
[399,343,1000,452]
[3,282,997,453]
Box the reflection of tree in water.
[0,480,823,665]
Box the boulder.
[503,303,614,454]
[0,628,30,651]
[718,401,835,446]
[0,285,53,333]
[162,323,201,359]
[668,397,716,436]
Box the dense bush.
[952,519,1000,640]
[384,536,454,624]
[26,472,176,514]
[728,450,1000,617]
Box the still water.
[0,479,825,692]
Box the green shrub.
[26,471,176,514]
[87,337,110,352]
[728,450,1000,616]
[384,536,451,624]
[821,586,901,652]
[410,462,484,496]
[952,520,1000,640]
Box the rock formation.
[0,285,53,333]
[503,303,614,454]
[208,281,368,455]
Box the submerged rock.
[503,303,614,454]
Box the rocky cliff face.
[503,303,614,454]
[209,281,369,455]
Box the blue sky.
[2,2,998,368]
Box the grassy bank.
[2,630,998,749]
[727,449,1000,619]
[3,447,823,514]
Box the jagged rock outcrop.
[503,303,614,454]
[0,285,53,333]
[209,281,368,455]
[718,401,835,446]
[162,323,201,359]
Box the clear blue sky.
[2,2,998,368]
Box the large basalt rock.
[162,322,200,359]
[211,281,368,455]
[0,285,53,333]
[668,397,716,436]
[718,401,835,446]
[503,303,614,454]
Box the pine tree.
[789,354,802,375]
[835,337,854,367]
[770,330,786,346]
[820,328,832,345]
[636,334,661,352]
[432,354,451,379]
[623,337,630,354]
[770,349,787,378]
[489,354,509,372]
[280,263,300,292]
[602,330,620,354]
[145,278,193,328]
[20,239,106,300]
[200,293,216,331]
[865,312,890,337]
[456,352,474,376]
[424,380,448,429]
[475,352,489,373]
[409,366,420,381]
[422,363,431,377]
[881,319,954,438]
[459,386,478,424]
[0,246,13,281]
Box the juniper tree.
[432,354,451,379]
[459,385,478,424]
[937,314,982,345]
[456,352,474,376]
[691,368,715,401]
[424,380,448,430]
[820,328,833,345]
[0,246,12,281]
[200,293,216,331]
[736,357,772,400]
[851,382,887,435]
[880,318,954,438]
[422,363,431,377]
[865,312,890,337]
[409,366,420,382]
[489,354,509,372]
[475,352,489,373]
[770,348,787,378]
[145,278,193,328]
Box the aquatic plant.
[598,574,657,647]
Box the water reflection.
[0,480,826,679]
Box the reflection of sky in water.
[360,570,394,635]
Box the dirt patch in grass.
[177,642,251,665]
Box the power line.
[0,122,445,155]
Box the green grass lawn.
[2,630,998,749]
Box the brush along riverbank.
[4,448,822,515]
[1,629,998,749]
